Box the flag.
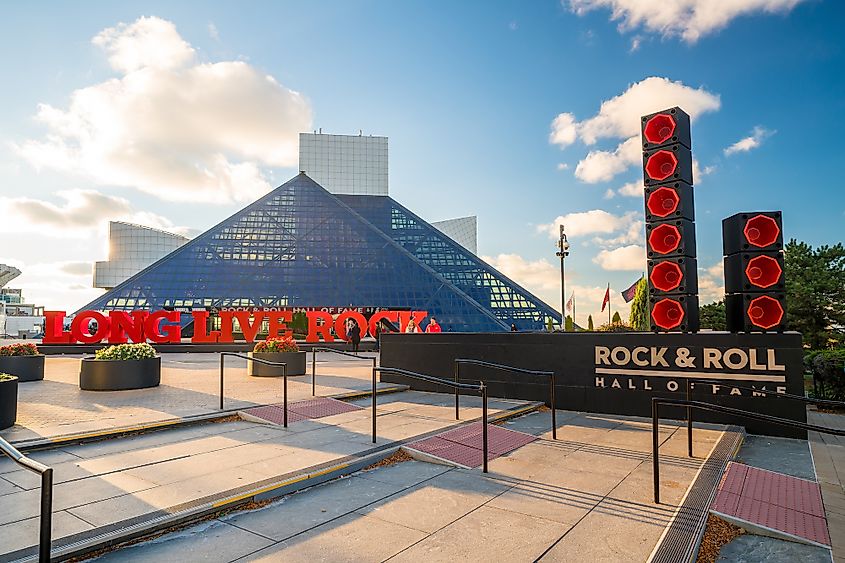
[601,284,610,312]
[565,291,574,314]
[621,275,643,303]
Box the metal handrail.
[0,436,52,562]
[373,366,489,472]
[310,347,377,396]
[455,359,557,439]
[219,352,288,426]
[683,378,845,457]
[651,397,845,504]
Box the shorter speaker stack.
[722,211,787,332]
[641,107,700,332]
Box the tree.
[611,311,622,324]
[700,300,726,331]
[785,239,845,349]
[564,315,574,332]
[629,278,649,331]
[587,315,594,331]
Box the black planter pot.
[79,357,161,391]
[0,376,18,430]
[248,351,307,377]
[0,355,45,382]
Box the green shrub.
[809,348,845,401]
[254,336,299,353]
[0,343,39,356]
[95,343,157,361]
[597,321,633,333]
[0,373,16,381]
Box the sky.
[1,0,843,326]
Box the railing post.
[283,364,288,428]
[454,362,460,420]
[219,354,225,410]
[372,367,377,443]
[481,383,488,474]
[686,380,693,458]
[311,348,316,396]
[653,399,660,504]
[39,467,53,563]
[550,372,557,440]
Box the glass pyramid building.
[79,173,560,332]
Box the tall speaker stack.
[722,212,787,332]
[641,107,700,332]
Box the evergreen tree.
[611,311,622,324]
[587,314,594,331]
[700,300,726,331]
[564,315,574,332]
[785,239,845,348]
[629,277,649,331]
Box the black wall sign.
[379,332,805,438]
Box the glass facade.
[79,173,560,331]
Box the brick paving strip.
[0,391,529,561]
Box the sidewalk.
[0,391,524,561]
[3,353,382,443]
[86,410,734,562]
[808,408,845,561]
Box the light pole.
[556,225,570,330]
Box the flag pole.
[608,283,611,325]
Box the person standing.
[510,323,518,332]
[425,317,442,333]
[349,319,361,354]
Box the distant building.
[93,222,189,290]
[432,216,478,254]
[299,132,388,196]
[0,264,44,338]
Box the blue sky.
[1,0,842,324]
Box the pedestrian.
[405,319,418,333]
[510,323,518,332]
[425,317,442,333]
[349,319,361,354]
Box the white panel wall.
[93,222,189,289]
[299,133,388,196]
[432,216,478,255]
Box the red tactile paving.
[407,422,537,468]
[711,462,831,546]
[242,397,362,425]
[288,397,363,419]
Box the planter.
[0,376,17,430]
[79,357,161,391]
[248,351,307,377]
[0,355,45,382]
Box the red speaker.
[641,107,691,150]
[643,145,693,187]
[648,257,698,295]
[646,218,696,258]
[725,293,786,332]
[722,211,783,255]
[645,182,694,222]
[649,294,700,332]
[724,252,785,293]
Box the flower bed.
[249,336,306,376]
[81,343,161,391]
[0,343,45,382]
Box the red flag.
[601,284,610,312]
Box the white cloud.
[603,188,616,199]
[593,219,643,246]
[550,77,720,184]
[566,0,807,44]
[208,22,220,41]
[617,180,642,197]
[699,261,725,304]
[0,189,189,238]
[537,209,637,239]
[629,35,642,52]
[593,244,645,271]
[616,158,715,198]
[724,126,775,156]
[574,135,640,183]
[556,162,570,171]
[16,16,313,204]
[0,258,103,311]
